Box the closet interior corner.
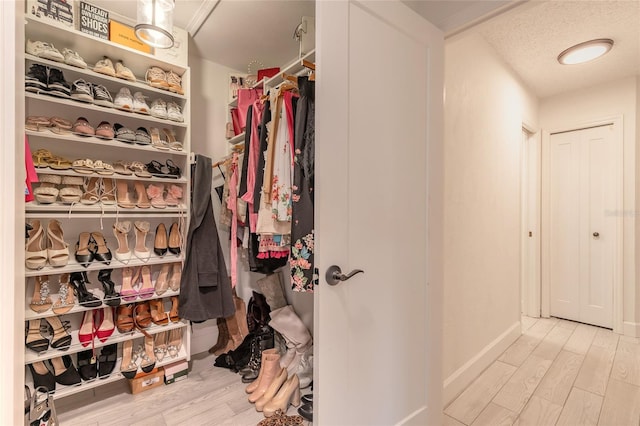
[21,1,316,425]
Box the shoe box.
[128,368,165,395]
[163,360,188,385]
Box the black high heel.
[70,271,102,308]
[98,344,117,378]
[49,355,82,386]
[25,319,49,352]
[97,269,121,306]
[76,349,97,381]
[28,361,55,392]
[45,316,72,350]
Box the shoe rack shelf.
[25,54,187,101]
[24,8,192,399]
[26,130,189,157]
[227,132,245,146]
[26,93,188,128]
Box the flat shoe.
[72,116,95,136]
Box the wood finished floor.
[55,351,311,426]
[445,316,640,426]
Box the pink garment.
[241,100,265,232]
[237,88,263,130]
[227,153,240,288]
[25,136,38,202]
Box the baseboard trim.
[623,321,640,337]
[443,321,521,405]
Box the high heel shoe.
[50,355,82,386]
[78,310,95,347]
[134,221,151,260]
[95,307,115,342]
[155,263,170,295]
[169,262,182,291]
[116,303,135,333]
[76,349,97,381]
[245,349,279,391]
[120,339,138,379]
[46,220,69,267]
[140,335,156,373]
[52,273,75,314]
[25,319,49,352]
[154,331,168,362]
[97,269,120,306]
[167,327,183,358]
[254,368,288,411]
[25,220,47,269]
[149,298,169,325]
[81,176,101,205]
[116,180,135,209]
[113,221,132,262]
[168,221,181,255]
[247,356,283,402]
[134,181,151,209]
[146,183,166,208]
[28,361,56,392]
[120,266,138,301]
[134,302,152,337]
[164,184,183,207]
[98,343,117,377]
[29,275,52,313]
[45,315,72,349]
[263,374,301,417]
[75,231,94,267]
[138,265,155,299]
[90,231,112,264]
[169,295,180,322]
[154,223,168,256]
[100,178,116,205]
[70,271,102,307]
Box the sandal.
[165,159,181,179]
[146,160,170,177]
[95,121,114,140]
[49,117,73,134]
[72,117,95,136]
[31,149,53,168]
[113,123,136,143]
[101,178,116,204]
[47,155,72,170]
[162,128,183,151]
[93,160,115,175]
[113,160,133,176]
[59,175,83,203]
[72,158,95,174]
[129,161,152,178]
[33,174,61,204]
[135,127,151,145]
[116,304,135,333]
[81,177,100,205]
[149,127,169,150]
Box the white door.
[549,125,615,328]
[521,129,540,317]
[315,1,443,425]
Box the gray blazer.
[179,154,235,321]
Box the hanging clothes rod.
[212,145,244,168]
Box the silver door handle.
[325,265,364,286]
[593,232,600,238]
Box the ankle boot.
[241,326,275,380]
[98,269,121,306]
[268,305,313,374]
[245,348,279,392]
[254,367,288,411]
[209,317,230,355]
[263,373,301,417]
[257,273,287,311]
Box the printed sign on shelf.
[27,0,74,28]
[79,2,109,40]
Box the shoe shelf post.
[23,11,191,400]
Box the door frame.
[541,116,623,332]
[520,126,541,318]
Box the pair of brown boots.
[209,292,249,355]
[246,349,301,417]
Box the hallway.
[444,317,640,425]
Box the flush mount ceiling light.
[557,38,614,65]
[135,0,175,49]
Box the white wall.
[187,51,314,355]
[540,76,637,335]
[443,33,538,404]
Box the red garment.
[24,136,38,202]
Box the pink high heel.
[137,265,155,299]
[164,184,183,207]
[120,266,139,301]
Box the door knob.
[325,265,364,286]
[593,232,600,238]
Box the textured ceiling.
[474,0,640,98]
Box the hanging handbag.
[25,386,58,426]
[257,67,280,82]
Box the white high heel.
[113,221,132,262]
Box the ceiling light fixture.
[135,0,175,49]
[557,38,614,65]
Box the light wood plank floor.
[55,351,312,426]
[446,316,640,426]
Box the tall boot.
[269,305,313,375]
[257,272,287,311]
[247,291,271,332]
[220,305,244,354]
[234,293,249,339]
[209,317,230,355]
